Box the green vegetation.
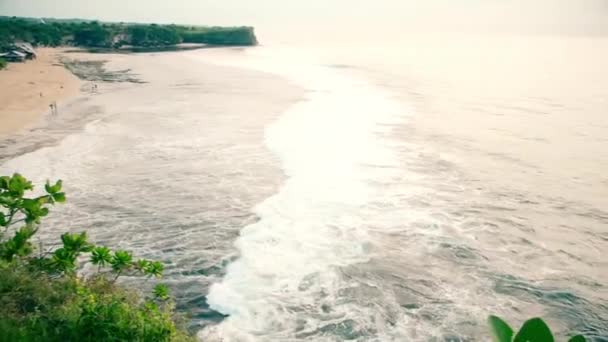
[489,315,586,342]
[72,22,113,47]
[179,26,258,46]
[128,24,181,47]
[0,58,6,70]
[0,16,257,50]
[0,174,194,341]
[0,17,66,48]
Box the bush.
[0,266,192,341]
[0,59,6,70]
[0,174,194,341]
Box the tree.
[73,23,111,47]
[128,24,181,46]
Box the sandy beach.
[0,48,82,135]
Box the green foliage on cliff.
[0,17,68,47]
[128,24,181,47]
[72,22,113,47]
[0,174,194,341]
[0,16,257,49]
[179,26,258,46]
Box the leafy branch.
[0,173,171,300]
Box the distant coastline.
[0,16,258,56]
[0,16,259,135]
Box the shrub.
[0,58,6,70]
[0,174,194,341]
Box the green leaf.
[111,250,133,272]
[0,176,9,189]
[21,198,40,211]
[0,212,6,226]
[37,195,51,205]
[514,318,554,342]
[134,259,150,271]
[144,261,164,278]
[91,246,112,266]
[51,247,77,272]
[61,232,92,254]
[153,284,170,300]
[0,194,15,207]
[568,335,586,342]
[45,180,62,194]
[489,316,514,342]
[53,192,66,203]
[8,173,32,196]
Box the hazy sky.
[2,0,608,39]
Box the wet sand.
[0,48,82,135]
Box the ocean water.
[194,34,608,341]
[1,33,608,341]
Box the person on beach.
[49,102,58,115]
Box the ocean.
[1,33,607,341]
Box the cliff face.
[180,27,258,46]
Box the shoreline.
[0,48,83,136]
[0,49,305,332]
[0,45,252,138]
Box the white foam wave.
[192,48,408,341]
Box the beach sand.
[0,48,82,135]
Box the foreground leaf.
[489,315,514,342]
[514,318,554,342]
